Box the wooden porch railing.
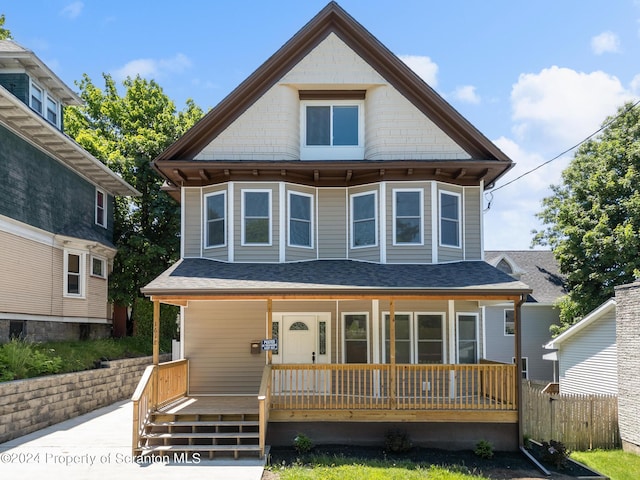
[257,365,272,458]
[270,363,517,411]
[131,359,189,455]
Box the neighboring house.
[543,299,617,395]
[135,2,532,457]
[0,40,139,342]
[614,280,640,454]
[484,251,565,382]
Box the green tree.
[65,74,203,308]
[0,14,12,40]
[533,102,640,334]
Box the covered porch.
[134,259,530,457]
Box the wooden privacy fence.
[522,382,620,450]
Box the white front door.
[282,315,317,364]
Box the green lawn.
[571,450,640,480]
[267,456,489,480]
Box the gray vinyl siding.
[318,188,347,259]
[348,185,381,262]
[183,188,202,258]
[185,300,267,394]
[285,185,317,262]
[385,182,432,264]
[234,182,280,262]
[558,309,617,395]
[464,187,482,260]
[484,304,558,382]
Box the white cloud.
[631,74,640,95]
[113,53,192,81]
[60,1,84,20]
[399,55,438,87]
[452,85,480,104]
[510,66,632,150]
[591,31,621,55]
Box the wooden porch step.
[148,420,259,428]
[143,432,259,440]
[141,444,263,459]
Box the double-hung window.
[30,82,43,115]
[416,314,444,364]
[504,309,515,336]
[440,191,461,248]
[301,99,364,160]
[64,250,85,298]
[343,313,368,363]
[351,191,377,248]
[384,312,445,364]
[457,314,478,364]
[242,190,271,245]
[205,191,226,248]
[288,191,313,248]
[95,189,107,228]
[46,95,58,126]
[393,189,423,245]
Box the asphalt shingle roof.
[485,250,566,304]
[142,259,531,297]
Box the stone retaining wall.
[0,354,170,444]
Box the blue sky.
[3,1,640,250]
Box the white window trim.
[95,188,107,228]
[504,308,515,336]
[30,80,43,115]
[415,312,446,364]
[64,249,86,299]
[456,312,479,363]
[300,100,365,160]
[382,311,414,364]
[203,190,227,249]
[342,312,370,363]
[439,190,462,249]
[90,255,107,279]
[241,189,272,246]
[45,94,59,126]
[350,190,378,249]
[392,188,424,246]
[287,190,314,249]
[513,356,529,379]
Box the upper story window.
[393,189,423,245]
[205,191,226,248]
[29,79,61,128]
[30,82,43,115]
[288,191,313,248]
[242,190,271,245]
[95,189,107,228]
[300,99,364,160]
[350,191,377,248]
[64,250,85,298]
[91,256,107,279]
[439,191,461,248]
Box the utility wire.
[489,99,640,198]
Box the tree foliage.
[533,102,640,333]
[0,14,12,40]
[65,74,204,306]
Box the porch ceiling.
[142,258,531,302]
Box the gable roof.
[153,2,513,194]
[485,250,567,304]
[0,39,82,106]
[544,299,616,349]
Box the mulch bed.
[264,444,603,479]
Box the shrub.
[474,439,494,459]
[384,430,412,453]
[0,339,63,380]
[541,440,570,469]
[293,433,313,454]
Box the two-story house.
[135,2,531,458]
[0,40,139,342]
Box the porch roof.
[142,258,531,300]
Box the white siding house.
[544,299,617,395]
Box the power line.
[490,99,640,196]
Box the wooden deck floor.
[158,396,259,415]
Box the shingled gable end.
[136,2,530,459]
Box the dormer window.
[29,79,61,128]
[46,96,58,125]
[299,91,365,160]
[30,83,43,115]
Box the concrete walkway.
[0,400,266,480]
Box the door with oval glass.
[276,313,329,393]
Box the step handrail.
[258,365,272,458]
[132,364,156,457]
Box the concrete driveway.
[0,400,266,480]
